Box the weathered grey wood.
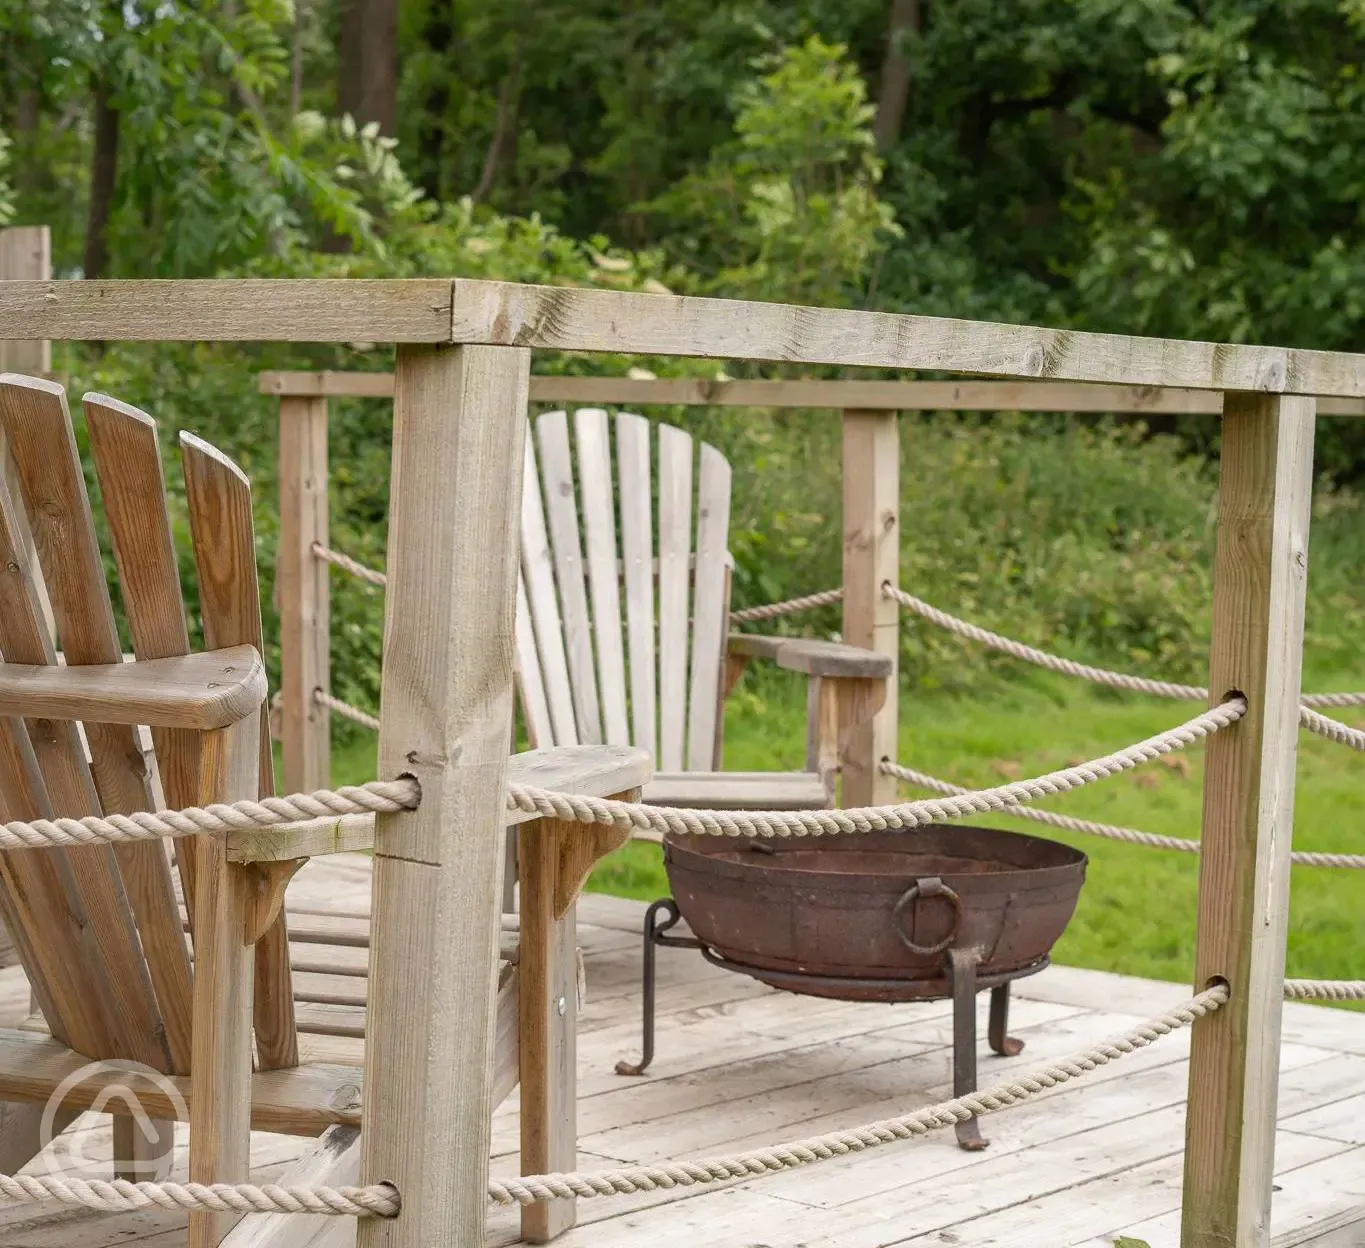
[685,443,730,771]
[449,279,1365,398]
[520,436,578,746]
[112,1112,174,1182]
[515,582,553,749]
[0,279,454,342]
[643,770,828,810]
[842,409,900,805]
[222,1125,360,1248]
[575,409,629,745]
[279,395,331,793]
[536,411,601,744]
[656,424,692,771]
[358,343,530,1248]
[258,369,1365,415]
[726,635,894,679]
[1183,394,1316,1248]
[615,413,656,760]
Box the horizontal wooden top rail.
[256,370,1365,415]
[4,278,1365,399]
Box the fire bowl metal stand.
[614,896,1050,1151]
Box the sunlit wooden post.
[278,391,331,791]
[359,343,531,1248]
[841,408,900,805]
[1182,393,1316,1247]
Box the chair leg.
[189,717,259,1248]
[113,1113,175,1181]
[0,1101,78,1174]
[518,816,578,1242]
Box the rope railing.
[0,1176,398,1217]
[487,982,1228,1205]
[312,542,388,588]
[316,688,382,732]
[1284,980,1365,1001]
[881,760,1365,869]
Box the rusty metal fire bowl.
[616,824,1087,1148]
[663,825,1088,1003]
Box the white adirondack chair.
[516,408,893,812]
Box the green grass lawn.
[327,665,1365,997]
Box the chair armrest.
[0,646,266,730]
[727,633,893,680]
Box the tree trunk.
[471,64,521,204]
[337,0,398,133]
[83,73,120,279]
[873,0,920,153]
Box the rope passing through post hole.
[486,982,1229,1205]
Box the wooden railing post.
[359,343,531,1248]
[1182,393,1316,1247]
[841,408,900,805]
[278,394,330,792]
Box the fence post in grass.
[1182,392,1316,1247]
[841,408,900,806]
[278,391,331,792]
[359,343,531,1248]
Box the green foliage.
[647,37,899,305]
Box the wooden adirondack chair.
[516,408,893,813]
[0,374,649,1247]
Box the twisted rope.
[506,700,1243,840]
[0,1176,397,1216]
[881,761,1365,868]
[729,588,844,624]
[0,780,419,851]
[312,542,388,588]
[1298,706,1365,752]
[316,689,382,732]
[1284,980,1365,1001]
[882,583,1365,747]
[487,982,1228,1205]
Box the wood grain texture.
[842,410,900,805]
[574,409,629,745]
[517,815,581,1241]
[278,396,331,793]
[615,413,656,760]
[1183,394,1316,1248]
[188,715,259,1248]
[0,279,452,342]
[686,442,730,771]
[0,374,178,1073]
[258,369,1365,415]
[726,635,895,679]
[514,580,553,749]
[536,410,602,744]
[359,343,530,1248]
[182,431,297,1072]
[656,424,692,772]
[520,435,578,746]
[0,230,52,374]
[450,278,1365,399]
[0,648,266,729]
[85,392,205,934]
[643,769,827,810]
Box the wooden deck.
[4,854,1365,1247]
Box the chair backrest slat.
[574,409,629,745]
[182,432,298,1072]
[615,413,657,761]
[85,396,204,936]
[0,375,176,1072]
[655,423,694,771]
[514,580,554,748]
[520,436,578,746]
[536,412,602,744]
[685,443,732,770]
[513,409,735,774]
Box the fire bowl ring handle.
[892,876,964,956]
